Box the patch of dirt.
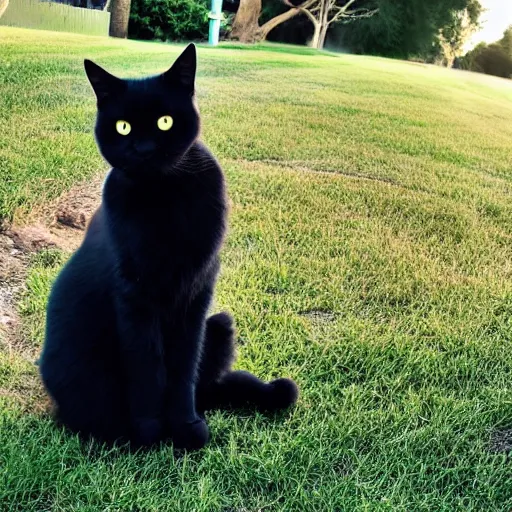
[0,174,104,411]
[0,226,58,361]
[53,176,104,229]
[0,232,28,342]
[48,174,104,251]
[489,428,512,454]
[9,225,58,252]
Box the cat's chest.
[136,198,214,250]
[106,177,224,276]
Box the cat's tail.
[197,312,299,413]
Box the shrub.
[129,0,209,41]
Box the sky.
[466,0,512,49]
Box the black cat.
[40,44,298,451]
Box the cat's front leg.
[115,295,167,446]
[163,296,211,451]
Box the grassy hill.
[1,27,512,511]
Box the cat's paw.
[131,417,163,447]
[267,378,299,410]
[169,418,209,451]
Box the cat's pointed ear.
[84,59,125,103]
[162,44,197,95]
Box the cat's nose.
[133,141,156,156]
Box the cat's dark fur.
[40,45,298,451]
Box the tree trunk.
[317,0,328,49]
[318,22,328,49]
[444,55,455,68]
[230,0,262,43]
[310,21,321,48]
[109,0,131,38]
[303,0,328,49]
[0,0,9,19]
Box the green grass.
[1,27,512,511]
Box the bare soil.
[0,175,103,354]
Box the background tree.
[110,0,131,38]
[230,0,261,41]
[330,0,482,60]
[470,43,512,78]
[230,0,316,43]
[284,0,377,49]
[437,0,481,67]
[460,26,512,78]
[499,25,512,55]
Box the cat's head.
[84,44,199,173]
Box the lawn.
[1,27,512,511]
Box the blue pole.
[208,0,223,46]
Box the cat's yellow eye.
[116,120,131,136]
[157,115,173,131]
